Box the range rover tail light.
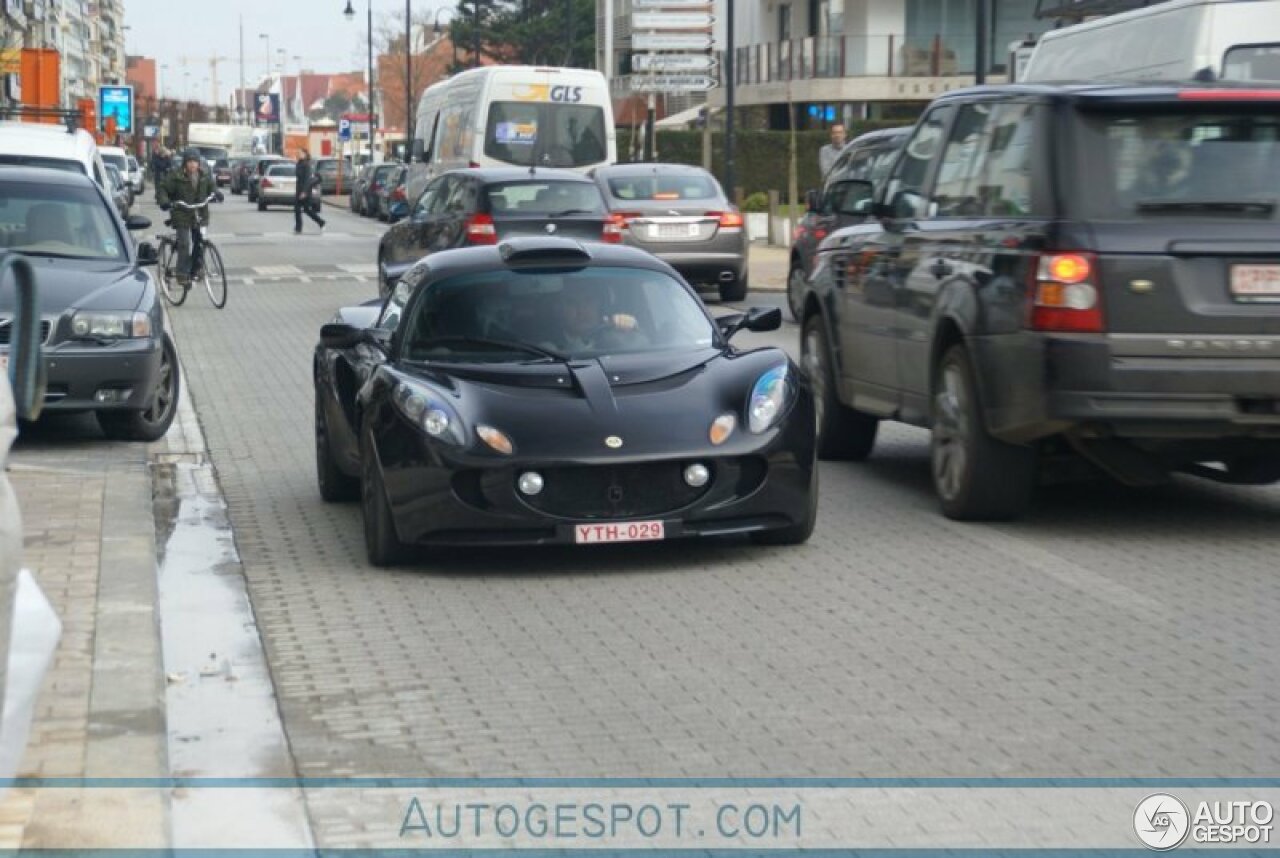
[1029,252,1104,333]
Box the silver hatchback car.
[591,164,749,302]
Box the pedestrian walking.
[818,124,847,178]
[294,149,326,234]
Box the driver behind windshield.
[547,280,639,353]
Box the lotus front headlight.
[392,382,465,445]
[70,311,152,339]
[747,364,794,434]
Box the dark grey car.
[800,82,1280,520]
[590,164,748,302]
[0,167,178,441]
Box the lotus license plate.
[652,223,697,240]
[574,520,665,544]
[1230,264,1280,302]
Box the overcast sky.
[125,0,454,103]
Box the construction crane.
[175,54,235,107]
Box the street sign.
[143,125,159,139]
[633,0,713,7]
[631,74,718,93]
[632,32,714,51]
[632,11,715,29]
[337,117,352,141]
[633,53,718,73]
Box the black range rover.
[799,82,1280,520]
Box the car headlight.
[747,364,794,434]
[393,382,465,446]
[70,311,152,339]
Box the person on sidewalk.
[818,123,847,178]
[156,150,214,286]
[294,149,326,234]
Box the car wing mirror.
[125,214,151,231]
[320,323,366,350]
[389,201,410,222]
[136,241,159,266]
[833,180,876,217]
[743,306,783,333]
[805,189,822,212]
[1,254,46,421]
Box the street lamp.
[344,0,379,164]
[258,33,271,83]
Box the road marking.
[252,265,304,276]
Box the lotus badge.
[605,435,623,449]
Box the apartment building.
[598,0,1054,128]
[2,0,126,106]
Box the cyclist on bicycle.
[156,149,214,286]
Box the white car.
[257,162,299,209]
[0,253,62,796]
[126,155,145,194]
[98,146,132,196]
[0,121,109,191]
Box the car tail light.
[391,186,406,201]
[603,213,625,243]
[465,212,498,245]
[261,178,273,188]
[611,212,641,230]
[1029,252,1104,333]
[469,161,481,168]
[710,210,744,229]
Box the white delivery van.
[1023,0,1280,82]
[405,65,616,207]
[0,121,109,190]
[186,123,255,168]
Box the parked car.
[800,81,1280,521]
[374,165,409,222]
[0,121,110,190]
[104,163,132,218]
[212,157,233,187]
[126,155,145,194]
[313,157,354,195]
[377,168,621,297]
[349,164,375,214]
[0,250,63,800]
[230,156,267,195]
[590,163,748,302]
[0,167,176,440]
[257,162,299,210]
[314,236,813,565]
[362,163,401,219]
[788,126,909,319]
[246,155,289,202]
[97,146,132,196]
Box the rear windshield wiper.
[1136,199,1276,214]
[546,208,599,217]
[412,336,568,362]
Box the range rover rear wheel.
[931,344,1036,520]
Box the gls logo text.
[549,85,583,103]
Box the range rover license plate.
[574,521,665,544]
[1230,264,1280,301]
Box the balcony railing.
[728,34,984,86]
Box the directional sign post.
[633,53,718,73]
[631,75,717,94]
[633,0,714,7]
[632,32,715,51]
[631,11,715,29]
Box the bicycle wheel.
[202,242,228,309]
[157,239,187,306]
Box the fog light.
[94,388,131,404]
[683,463,710,488]
[518,471,544,496]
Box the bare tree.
[369,5,443,136]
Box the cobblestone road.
[157,198,1280,840]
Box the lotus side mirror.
[214,191,225,203]
[125,214,151,231]
[742,306,782,333]
[136,241,159,266]
[320,323,366,350]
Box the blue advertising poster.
[98,85,133,133]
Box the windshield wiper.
[546,208,598,217]
[15,250,105,261]
[413,336,568,362]
[1136,198,1277,214]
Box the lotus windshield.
[401,267,717,362]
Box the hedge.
[614,122,901,200]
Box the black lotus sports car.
[313,237,817,566]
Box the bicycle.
[155,194,228,309]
